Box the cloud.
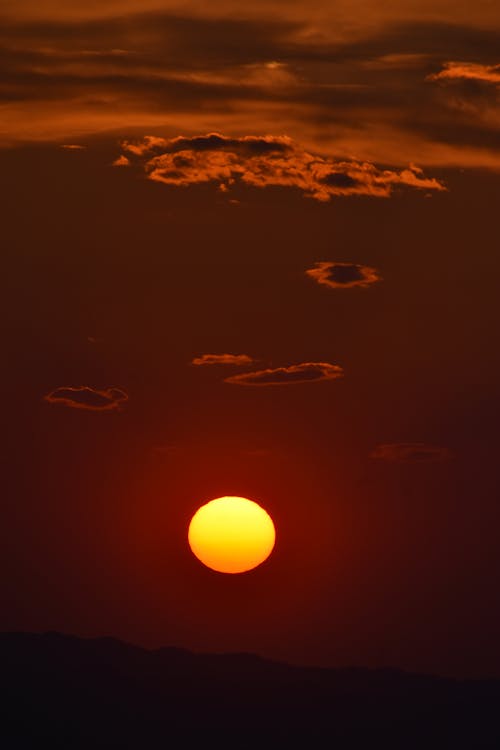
[224,362,344,386]
[428,62,500,85]
[0,10,499,170]
[370,442,453,463]
[44,386,129,411]
[192,353,256,366]
[120,133,445,201]
[2,1,498,31]
[121,133,293,157]
[59,143,85,150]
[112,155,131,166]
[306,261,382,289]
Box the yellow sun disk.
[188,496,276,574]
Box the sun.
[188,496,276,574]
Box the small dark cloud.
[44,386,128,411]
[192,353,256,366]
[370,442,453,463]
[306,261,382,289]
[225,362,344,386]
[320,172,362,189]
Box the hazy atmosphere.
[1,0,499,682]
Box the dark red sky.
[1,0,499,678]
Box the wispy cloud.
[2,0,498,28]
[370,442,453,463]
[428,61,500,85]
[1,10,499,170]
[44,386,129,411]
[306,261,382,289]
[120,132,445,202]
[192,353,256,366]
[59,143,86,150]
[225,362,344,386]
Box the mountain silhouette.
[1,632,499,748]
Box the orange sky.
[1,0,499,678]
[1,0,499,167]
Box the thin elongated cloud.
[306,261,382,289]
[370,442,452,463]
[428,62,500,85]
[44,386,129,411]
[119,133,445,202]
[192,353,256,366]
[225,362,344,386]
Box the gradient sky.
[1,0,499,679]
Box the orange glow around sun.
[188,496,276,574]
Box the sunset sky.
[1,0,499,679]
